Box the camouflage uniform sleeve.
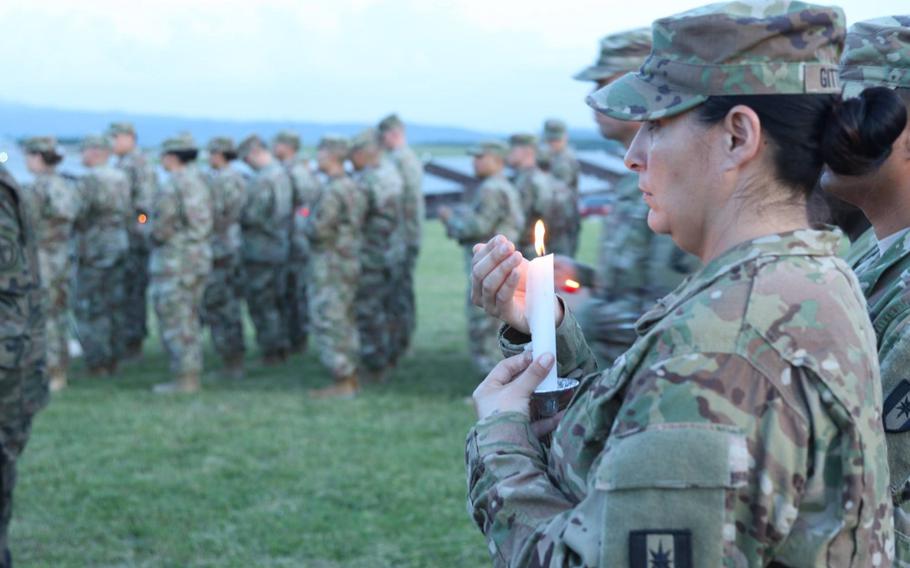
[0,184,28,369]
[304,183,340,245]
[151,183,180,245]
[466,353,833,566]
[499,300,599,379]
[445,184,501,244]
[399,151,424,250]
[137,160,158,215]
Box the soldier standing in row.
[438,141,524,376]
[562,27,699,367]
[306,135,367,398]
[202,137,247,378]
[73,135,130,376]
[378,114,422,362]
[149,135,213,393]
[237,135,294,365]
[22,137,79,392]
[272,130,319,355]
[540,119,581,257]
[0,164,47,568]
[349,129,405,384]
[108,122,157,361]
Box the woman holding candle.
[465,2,893,566]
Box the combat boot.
[221,354,245,380]
[260,351,287,367]
[153,371,201,394]
[121,340,143,363]
[308,373,359,399]
[49,367,68,392]
[361,366,390,385]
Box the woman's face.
[25,153,44,174]
[624,111,719,253]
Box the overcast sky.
[2,0,906,132]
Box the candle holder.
[530,378,580,421]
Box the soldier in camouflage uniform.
[237,135,294,365]
[73,135,131,376]
[466,3,894,566]
[273,130,319,355]
[540,119,581,256]
[22,137,78,392]
[150,135,213,393]
[349,129,405,384]
[108,122,157,360]
[507,134,573,258]
[0,164,47,568]
[564,27,699,368]
[378,114,422,362]
[202,137,246,378]
[305,135,367,398]
[819,16,910,566]
[439,141,524,376]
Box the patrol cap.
[840,16,910,99]
[377,113,404,133]
[237,134,266,160]
[272,130,301,151]
[22,136,60,155]
[542,119,567,141]
[81,134,111,151]
[588,1,846,122]
[509,133,538,148]
[317,134,350,156]
[207,136,236,154]
[160,133,197,154]
[349,128,379,153]
[107,122,136,137]
[573,28,652,82]
[467,140,508,158]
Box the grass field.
[12,219,600,568]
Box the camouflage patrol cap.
[22,136,59,155]
[349,128,379,153]
[207,136,236,154]
[573,28,652,82]
[542,119,567,141]
[107,122,136,137]
[467,140,508,158]
[588,1,846,122]
[377,113,404,133]
[81,134,111,151]
[509,133,538,148]
[317,134,350,156]
[237,134,266,159]
[840,16,910,99]
[272,130,301,151]
[160,133,197,154]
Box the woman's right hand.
[471,235,530,334]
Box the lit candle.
[526,220,559,392]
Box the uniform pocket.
[594,423,748,567]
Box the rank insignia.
[630,530,692,568]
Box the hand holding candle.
[526,220,559,393]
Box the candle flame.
[137,213,148,224]
[534,220,546,256]
[564,279,581,290]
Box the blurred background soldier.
[507,134,572,257]
[438,140,524,375]
[378,114,422,361]
[73,135,130,376]
[22,137,79,392]
[561,28,699,367]
[349,129,404,384]
[203,137,246,378]
[305,135,366,398]
[238,135,293,365]
[272,130,318,355]
[0,163,47,568]
[540,118,581,256]
[108,122,157,361]
[150,134,213,393]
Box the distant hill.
[0,100,601,147]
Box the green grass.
[12,219,601,567]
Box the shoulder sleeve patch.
[884,379,910,433]
[630,530,692,568]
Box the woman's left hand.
[472,350,556,421]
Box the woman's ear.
[720,104,763,169]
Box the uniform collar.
[856,227,910,294]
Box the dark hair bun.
[822,87,907,177]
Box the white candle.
[526,220,559,392]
